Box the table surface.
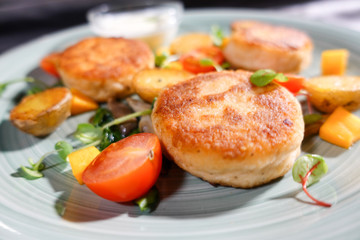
[0,0,359,55]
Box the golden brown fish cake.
[152,70,304,188]
[223,21,313,73]
[57,37,154,102]
[169,33,213,55]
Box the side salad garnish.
[250,69,288,87]
[0,77,34,96]
[20,141,73,179]
[292,154,331,207]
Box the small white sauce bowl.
[87,1,184,50]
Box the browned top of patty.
[57,37,154,81]
[231,21,312,50]
[152,70,304,159]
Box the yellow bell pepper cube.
[321,49,349,76]
[319,106,360,148]
[67,146,100,184]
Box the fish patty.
[223,21,313,73]
[57,37,154,102]
[152,70,304,188]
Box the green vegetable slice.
[250,69,288,87]
[134,187,159,213]
[292,154,328,186]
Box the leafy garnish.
[99,127,122,151]
[199,58,226,72]
[292,154,331,207]
[75,109,152,149]
[155,52,169,68]
[55,141,73,160]
[250,69,288,87]
[134,187,159,213]
[20,141,72,179]
[91,108,114,127]
[304,113,323,125]
[74,123,103,144]
[0,77,34,96]
[211,25,225,47]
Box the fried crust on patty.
[57,37,154,101]
[152,70,304,188]
[223,21,313,73]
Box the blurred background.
[0,0,359,54]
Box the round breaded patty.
[152,70,304,188]
[57,37,154,102]
[223,21,313,73]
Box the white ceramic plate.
[1,9,360,240]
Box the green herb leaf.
[20,166,44,179]
[304,113,323,125]
[274,73,288,82]
[134,187,159,213]
[221,62,231,70]
[0,77,35,96]
[101,109,152,130]
[91,108,114,127]
[74,123,103,144]
[55,141,73,160]
[250,69,288,87]
[27,86,43,95]
[151,97,157,110]
[199,58,214,66]
[211,25,225,47]
[292,154,328,186]
[155,53,168,68]
[99,127,122,151]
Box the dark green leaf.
[221,62,231,69]
[134,187,159,213]
[304,113,323,125]
[91,108,114,127]
[99,127,122,151]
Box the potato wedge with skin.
[169,33,213,55]
[304,76,360,113]
[133,68,194,103]
[10,87,72,136]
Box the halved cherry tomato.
[40,53,60,77]
[82,133,162,202]
[274,74,305,94]
[180,46,225,74]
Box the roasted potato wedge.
[304,76,360,113]
[169,33,213,55]
[133,68,194,103]
[10,87,72,136]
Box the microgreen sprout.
[134,186,159,213]
[292,154,331,207]
[74,109,152,148]
[211,25,225,47]
[20,141,73,179]
[0,77,34,96]
[250,69,288,87]
[199,58,229,72]
[155,52,169,68]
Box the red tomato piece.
[40,53,60,77]
[180,46,225,74]
[82,133,162,202]
[274,74,305,94]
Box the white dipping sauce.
[89,6,181,49]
